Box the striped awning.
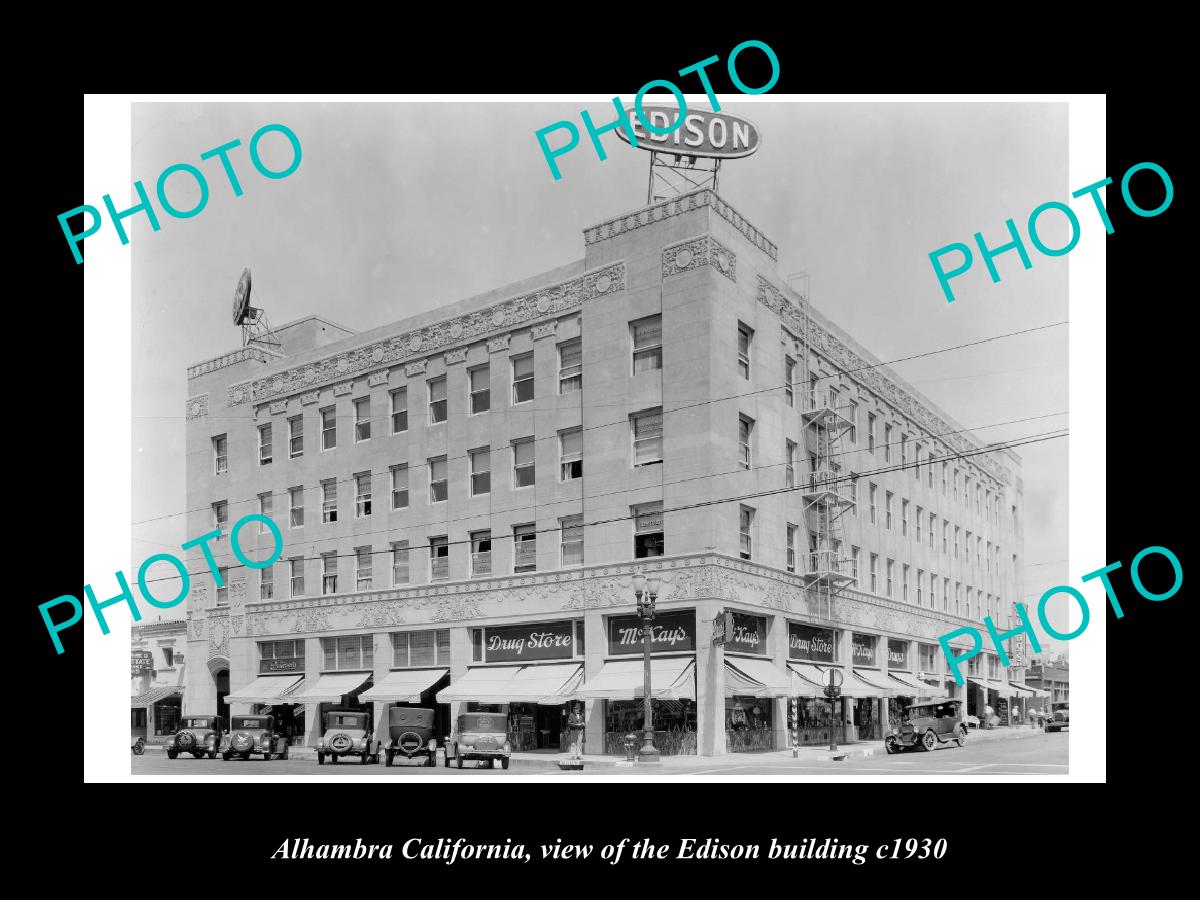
[361,668,448,703]
[226,674,305,705]
[888,672,949,698]
[724,658,793,698]
[1009,682,1050,699]
[852,669,897,697]
[573,657,696,701]
[131,685,183,708]
[295,672,373,704]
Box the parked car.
[166,715,224,760]
[221,715,289,761]
[1046,703,1070,732]
[384,707,437,767]
[317,710,378,765]
[886,700,967,753]
[131,734,146,755]
[444,711,512,769]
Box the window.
[559,338,582,393]
[886,559,894,597]
[868,413,876,454]
[902,499,909,537]
[260,639,305,669]
[289,557,305,597]
[513,524,536,572]
[929,512,936,549]
[738,415,754,469]
[561,514,584,567]
[213,500,228,535]
[943,577,950,612]
[955,582,962,615]
[851,476,859,518]
[258,424,272,465]
[785,440,796,488]
[913,442,921,481]
[943,520,949,554]
[848,401,858,443]
[355,546,373,590]
[954,526,960,559]
[289,415,303,457]
[429,377,447,424]
[885,491,893,530]
[259,492,273,532]
[928,453,935,488]
[392,629,451,668]
[470,447,491,496]
[916,505,923,542]
[870,554,879,593]
[391,465,409,509]
[917,568,924,606]
[391,388,408,433]
[355,472,372,518]
[560,429,582,481]
[430,536,449,581]
[631,315,663,373]
[786,523,797,573]
[633,501,664,558]
[321,480,338,523]
[631,408,664,466]
[903,564,910,603]
[391,542,409,585]
[512,438,535,487]
[320,406,336,450]
[354,397,372,442]
[471,530,492,577]
[321,634,374,672]
[954,468,960,502]
[869,483,878,524]
[215,567,229,606]
[737,323,752,379]
[851,546,860,584]
[469,366,490,414]
[512,353,534,404]
[986,541,992,573]
[977,589,984,620]
[784,356,795,407]
[213,434,228,475]
[942,461,948,494]
[965,530,972,564]
[977,536,983,567]
[920,643,938,675]
[289,486,304,528]
[900,433,908,470]
[322,552,338,595]
[429,456,448,503]
[884,424,892,462]
[738,505,754,560]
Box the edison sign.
[615,108,760,158]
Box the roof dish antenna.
[232,268,281,351]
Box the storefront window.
[259,639,305,674]
[321,634,374,671]
[726,698,774,751]
[392,629,451,668]
[604,699,696,755]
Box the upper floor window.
[354,397,371,442]
[321,552,338,595]
[216,567,229,606]
[391,465,409,509]
[355,546,373,591]
[785,439,796,488]
[428,377,447,425]
[391,542,410,586]
[289,486,304,528]
[786,523,797,573]
[429,456,448,503]
[512,353,534,404]
[258,424,272,466]
[392,628,450,668]
[884,424,892,463]
[631,408,663,466]
[320,407,336,451]
[430,536,449,581]
[355,472,372,518]
[470,447,491,496]
[558,339,582,394]
[471,530,492,577]
[512,438,536,488]
[560,429,583,481]
[848,401,858,444]
[738,505,755,560]
[633,501,664,558]
[321,634,374,671]
[469,366,490,415]
[213,434,228,475]
[868,413,877,454]
[513,524,537,573]
[561,515,584,567]
[391,388,408,433]
[289,415,303,458]
[738,415,754,470]
[632,315,663,373]
[784,356,796,407]
[737,323,753,379]
[212,500,228,534]
[289,557,305,597]
[321,480,338,523]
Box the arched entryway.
[208,658,230,726]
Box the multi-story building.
[181,188,1024,756]
[131,617,188,743]
[1025,660,1069,709]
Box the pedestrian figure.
[567,702,586,760]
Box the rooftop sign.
[615,107,761,159]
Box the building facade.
[181,189,1025,756]
[131,618,189,743]
[1024,660,1069,710]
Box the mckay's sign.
[608,610,696,655]
[483,620,576,663]
[615,107,761,158]
[728,612,767,655]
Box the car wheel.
[921,730,938,752]
[167,750,177,760]
[456,747,463,769]
[955,728,967,748]
[317,752,325,765]
[133,740,145,756]
[501,757,510,770]
[221,751,231,761]
[192,751,205,759]
[885,737,898,755]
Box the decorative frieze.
[185,394,209,420]
[531,321,557,341]
[405,360,427,377]
[187,346,280,380]
[662,235,737,283]
[333,382,353,397]
[487,334,510,353]
[367,371,389,387]
[444,347,469,365]
[301,391,319,405]
[269,400,288,414]
[224,262,626,406]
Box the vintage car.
[220,715,289,761]
[1046,703,1070,732]
[384,707,437,767]
[444,711,512,769]
[166,715,224,760]
[317,710,379,765]
[886,700,967,753]
[131,734,145,755]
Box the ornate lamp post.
[633,568,661,763]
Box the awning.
[786,663,830,697]
[888,672,949,698]
[361,668,448,703]
[725,658,793,698]
[131,685,183,708]
[510,663,585,705]
[1010,682,1050,699]
[295,672,373,704]
[852,669,897,697]
[987,680,1019,698]
[573,657,696,701]
[436,666,522,704]
[226,674,305,705]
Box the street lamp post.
[633,568,661,764]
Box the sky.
[131,100,1070,652]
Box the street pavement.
[132,729,1066,778]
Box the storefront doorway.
[214,668,229,724]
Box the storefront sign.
[131,650,154,676]
[484,620,576,663]
[851,634,877,667]
[260,657,304,674]
[728,613,767,655]
[788,624,836,663]
[887,639,909,670]
[608,610,695,656]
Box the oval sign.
[615,107,761,159]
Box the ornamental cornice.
[223,262,626,408]
[187,346,284,380]
[662,235,736,283]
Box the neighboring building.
[181,188,1024,756]
[131,618,189,743]
[1025,660,1069,709]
